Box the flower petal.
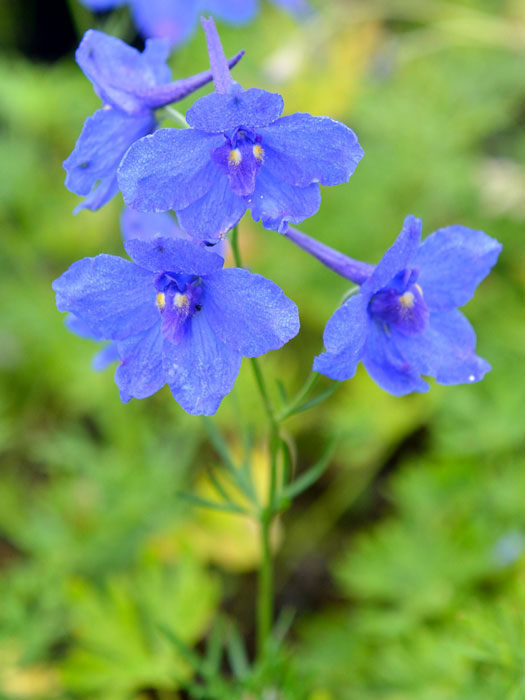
[120,208,188,241]
[124,236,224,274]
[118,128,222,212]
[259,114,363,187]
[362,319,429,395]
[361,215,422,298]
[246,167,321,233]
[78,0,125,10]
[53,255,158,340]
[270,0,313,17]
[115,323,165,401]
[93,343,120,371]
[163,310,242,415]
[64,107,155,212]
[186,87,284,133]
[415,225,502,311]
[130,0,197,45]
[392,309,491,385]
[204,0,258,23]
[176,169,247,240]
[203,268,299,356]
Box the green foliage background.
[0,0,524,697]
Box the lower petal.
[115,323,165,401]
[392,309,491,385]
[246,168,320,233]
[163,310,241,415]
[362,320,429,396]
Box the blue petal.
[246,167,321,233]
[203,268,299,356]
[203,0,258,23]
[130,0,197,44]
[362,319,429,395]
[115,323,165,401]
[313,294,369,381]
[163,309,242,415]
[186,87,284,133]
[76,30,166,114]
[124,236,224,274]
[361,215,422,298]
[64,107,155,212]
[142,38,172,84]
[93,343,120,371]
[78,0,126,10]
[269,0,313,17]
[118,128,222,212]
[176,169,247,240]
[120,208,188,241]
[259,114,363,188]
[53,255,158,340]
[416,225,502,311]
[66,314,119,370]
[392,310,491,385]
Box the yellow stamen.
[399,291,415,309]
[253,144,264,162]
[228,149,242,166]
[156,292,166,310]
[174,293,189,309]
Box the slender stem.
[257,510,273,655]
[162,106,189,129]
[277,371,320,422]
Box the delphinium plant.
[53,8,502,698]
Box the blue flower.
[118,17,363,240]
[64,29,243,212]
[286,216,502,395]
[53,235,299,414]
[78,0,311,45]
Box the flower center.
[212,126,264,197]
[369,270,429,336]
[154,272,203,343]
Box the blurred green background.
[1,0,524,698]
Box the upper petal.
[118,128,222,212]
[53,255,158,340]
[203,0,258,23]
[124,236,224,274]
[64,107,155,211]
[361,319,429,396]
[259,114,364,187]
[391,309,491,385]
[203,268,300,356]
[120,208,189,241]
[186,87,284,133]
[163,310,242,415]
[115,323,165,401]
[176,168,247,240]
[361,215,422,298]
[246,167,321,233]
[415,225,502,311]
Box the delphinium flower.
[118,17,363,240]
[64,29,243,212]
[285,216,502,395]
[78,0,311,46]
[53,235,299,414]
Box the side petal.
[204,0,258,23]
[246,167,321,233]
[186,87,284,133]
[392,310,491,385]
[163,311,242,415]
[131,0,198,44]
[259,114,363,187]
[415,226,502,311]
[92,343,120,371]
[120,208,188,241]
[64,107,155,212]
[53,255,158,340]
[124,236,224,274]
[361,215,422,297]
[118,128,222,212]
[176,169,247,240]
[362,320,429,396]
[115,323,165,401]
[203,268,299,357]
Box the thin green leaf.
[226,622,250,680]
[158,624,202,669]
[276,378,288,404]
[281,441,337,501]
[291,383,340,416]
[203,618,225,678]
[178,492,248,515]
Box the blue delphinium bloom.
[78,0,311,46]
[64,30,243,213]
[118,17,363,240]
[285,216,502,395]
[53,236,299,414]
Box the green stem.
[161,105,189,128]
[277,371,319,421]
